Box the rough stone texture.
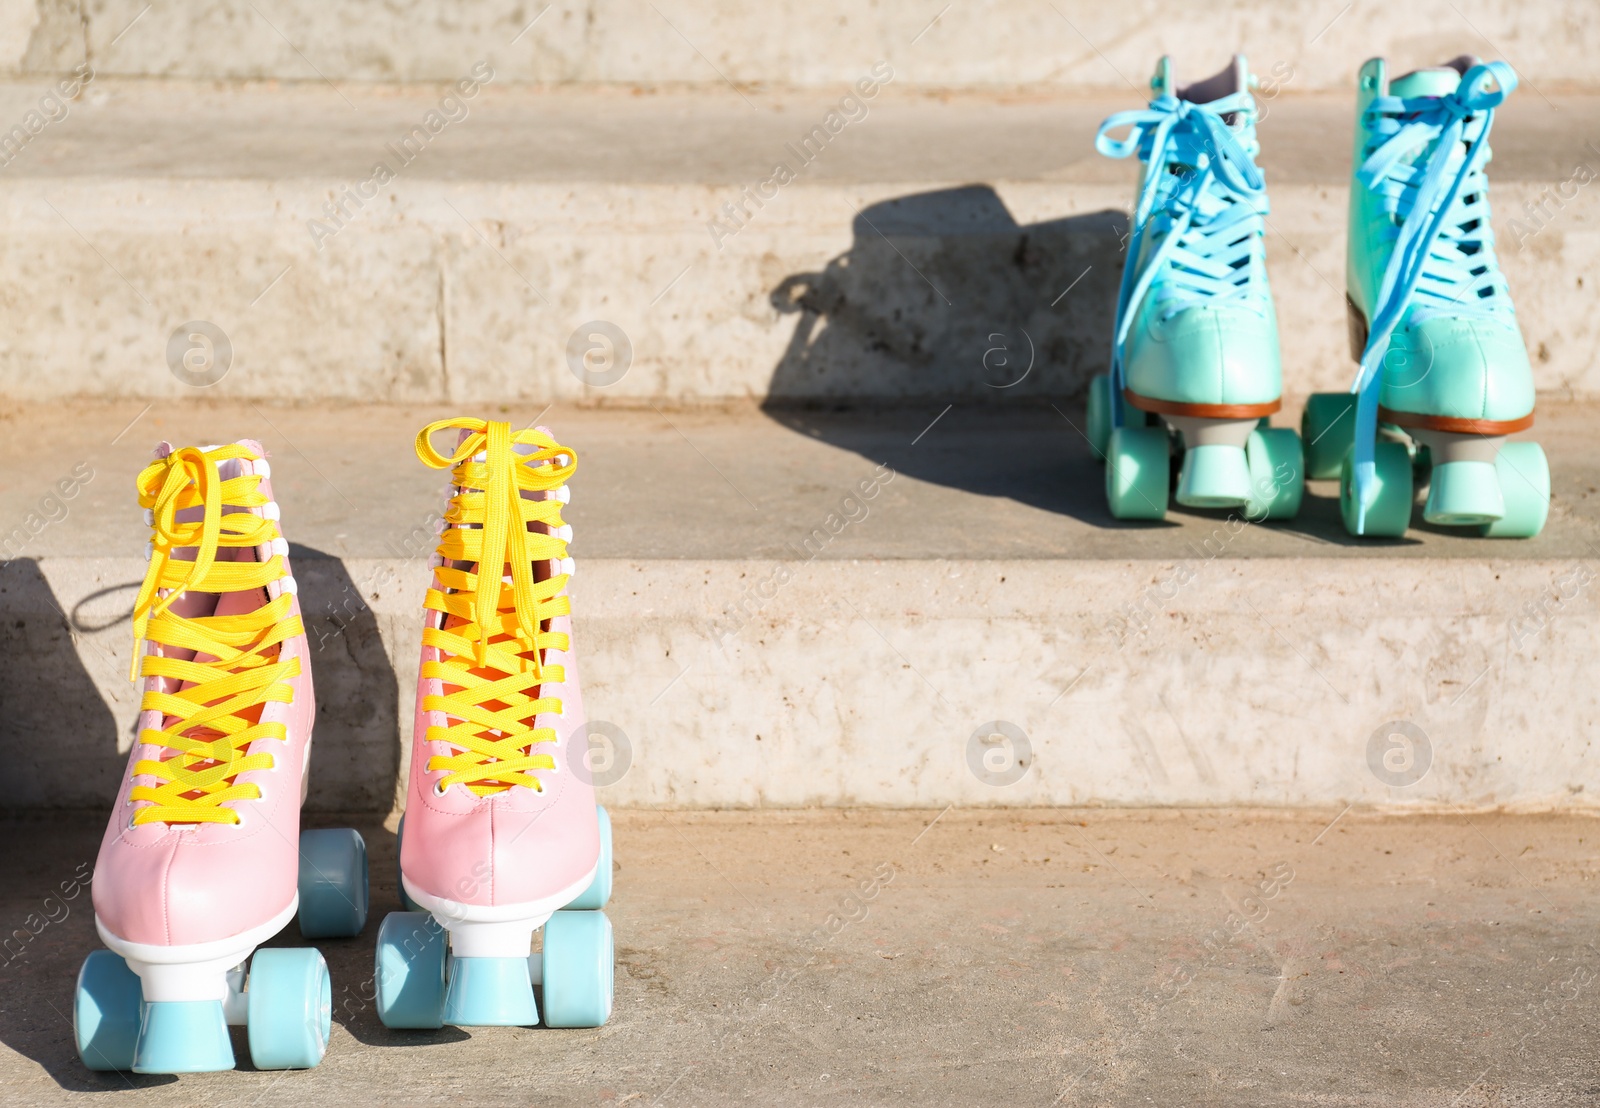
[0,82,1592,404]
[3,0,1600,91]
[3,809,1600,1106]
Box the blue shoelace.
[1349,61,1516,531]
[1096,90,1270,428]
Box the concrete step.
[0,81,1595,404]
[4,807,1598,1106]
[6,0,1599,91]
[4,400,1598,813]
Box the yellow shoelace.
[415,418,577,796]
[128,445,302,826]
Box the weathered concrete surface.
[3,0,1599,92]
[3,400,1598,812]
[3,808,1600,1106]
[0,83,1593,403]
[6,399,1599,563]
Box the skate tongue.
[1390,66,1464,99]
[1176,54,1248,105]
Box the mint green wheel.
[1301,393,1356,480]
[540,910,614,1028]
[566,807,613,911]
[246,948,331,1070]
[1086,374,1113,461]
[75,950,142,1072]
[1243,428,1304,520]
[1340,441,1414,537]
[1105,425,1170,520]
[1478,442,1549,538]
[375,911,447,1029]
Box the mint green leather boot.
[1087,56,1303,523]
[1302,57,1548,538]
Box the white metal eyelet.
[280,576,298,595]
[261,503,281,521]
[433,781,449,797]
[270,538,289,557]
[142,508,154,526]
[255,460,272,479]
[559,557,575,577]
[555,486,571,504]
[555,524,573,543]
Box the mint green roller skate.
[1302,57,1548,538]
[1087,56,1303,523]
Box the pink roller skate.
[376,418,613,1030]
[74,441,368,1074]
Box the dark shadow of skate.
[760,185,1156,528]
[0,559,176,1090]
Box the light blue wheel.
[1105,424,1170,521]
[133,1000,233,1073]
[540,910,614,1028]
[1478,442,1549,538]
[375,911,447,1029]
[1086,374,1113,461]
[396,815,422,912]
[566,807,613,911]
[1340,440,1414,537]
[75,950,142,1072]
[1243,428,1305,521]
[246,948,331,1070]
[298,828,369,939]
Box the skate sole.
[1123,387,1281,420]
[1376,406,1535,436]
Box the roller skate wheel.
[246,947,332,1070]
[1243,428,1304,521]
[1105,425,1170,521]
[1301,393,1357,481]
[1340,440,1414,538]
[74,950,142,1072]
[1478,442,1550,538]
[539,910,614,1029]
[298,827,370,939]
[375,911,448,1029]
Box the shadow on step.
[0,548,400,813]
[761,185,1137,526]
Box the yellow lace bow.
[129,445,302,826]
[415,418,577,796]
